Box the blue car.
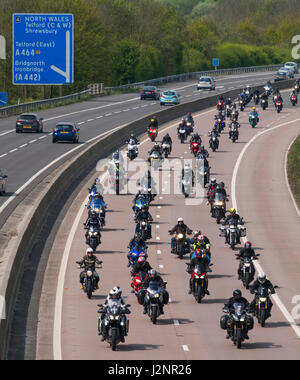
[53,122,80,143]
[160,90,180,106]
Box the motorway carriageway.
[29,91,300,360]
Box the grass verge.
[287,135,300,209]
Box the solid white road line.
[231,116,300,339]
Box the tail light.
[173,96,177,99]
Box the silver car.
[284,62,299,74]
[0,170,7,195]
[197,76,215,90]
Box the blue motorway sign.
[13,14,74,85]
[212,58,219,68]
[0,92,7,107]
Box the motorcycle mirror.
[97,304,103,308]
[126,304,131,308]
[274,285,279,289]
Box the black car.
[16,113,44,133]
[140,86,160,100]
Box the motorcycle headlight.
[136,279,141,284]
[89,232,93,236]
[215,201,224,206]
[230,225,235,229]
[94,208,100,213]
[244,263,251,267]
[177,233,184,239]
[154,294,160,299]
[142,222,146,226]
[200,275,205,279]
[87,270,93,277]
[194,274,199,279]
[240,316,245,322]
[93,232,98,236]
[187,122,191,126]
[259,297,267,302]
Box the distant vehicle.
[140,86,160,100]
[279,67,294,79]
[284,62,299,74]
[160,90,180,106]
[52,122,80,143]
[0,170,7,195]
[197,76,216,91]
[274,71,288,81]
[16,113,44,133]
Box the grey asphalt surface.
[0,71,281,225]
[34,90,300,360]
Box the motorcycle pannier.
[219,226,226,237]
[220,315,229,330]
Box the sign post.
[13,14,74,85]
[212,58,219,71]
[0,36,6,60]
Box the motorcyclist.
[249,107,259,123]
[236,241,257,280]
[89,178,104,195]
[190,234,212,271]
[225,97,233,107]
[228,119,240,140]
[149,142,163,157]
[135,206,153,238]
[142,269,168,315]
[132,188,148,212]
[198,145,209,158]
[230,104,239,120]
[127,233,148,266]
[215,181,227,198]
[260,92,269,101]
[190,230,210,246]
[224,290,250,339]
[190,131,202,145]
[99,286,130,342]
[187,249,210,295]
[273,89,283,103]
[170,217,193,253]
[249,273,276,314]
[162,133,173,153]
[131,256,152,277]
[183,113,194,135]
[223,208,244,244]
[290,89,298,103]
[84,211,102,244]
[177,119,188,138]
[77,248,102,290]
[127,133,139,145]
[148,116,158,129]
[139,170,157,199]
[182,163,195,187]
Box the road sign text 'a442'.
[13,14,74,85]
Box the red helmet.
[245,241,252,249]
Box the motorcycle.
[220,219,246,250]
[162,142,171,158]
[212,193,227,223]
[133,196,149,215]
[249,113,259,128]
[190,141,201,157]
[254,285,275,327]
[128,248,147,268]
[135,218,151,241]
[226,104,232,118]
[148,126,158,142]
[144,281,168,324]
[239,99,246,111]
[275,100,283,113]
[197,162,210,188]
[236,255,259,289]
[140,182,154,204]
[222,303,252,349]
[86,226,101,252]
[187,263,208,303]
[169,231,191,259]
[209,136,219,152]
[264,85,273,97]
[217,100,224,111]
[214,117,225,133]
[89,199,106,226]
[260,98,268,110]
[131,271,148,297]
[183,119,194,136]
[98,303,130,351]
[150,150,162,170]
[76,263,102,299]
[253,93,260,105]
[290,94,298,106]
[126,139,139,161]
[229,123,239,143]
[178,127,187,143]
[181,177,193,198]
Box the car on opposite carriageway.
[52,122,80,144]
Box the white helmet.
[113,285,122,296]
[258,272,267,284]
[86,248,93,254]
[177,217,184,222]
[109,288,119,298]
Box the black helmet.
[219,181,225,189]
[233,289,242,301]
